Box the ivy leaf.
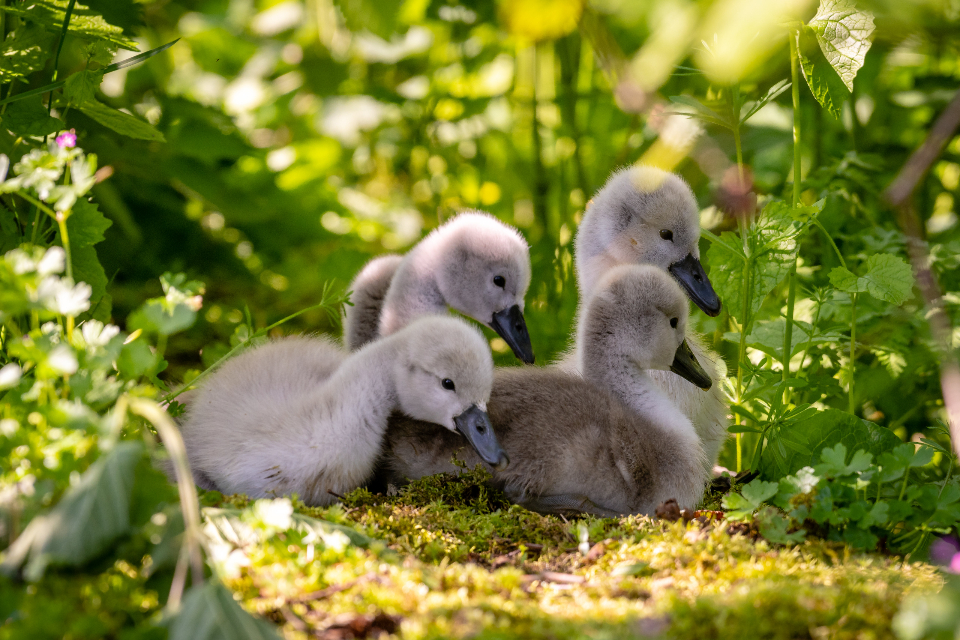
[0,23,55,82]
[807,0,876,92]
[829,254,914,304]
[798,26,848,119]
[164,581,282,640]
[79,99,166,142]
[1,441,143,581]
[1,96,65,137]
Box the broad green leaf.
[1,441,143,581]
[817,443,873,476]
[65,198,112,249]
[829,254,914,304]
[333,0,404,39]
[0,96,65,137]
[798,26,848,119]
[738,318,845,361]
[756,507,806,545]
[842,525,878,550]
[759,409,901,480]
[807,0,876,92]
[0,23,54,82]
[56,200,111,313]
[0,0,137,50]
[742,479,779,506]
[63,69,104,108]
[165,581,281,640]
[79,99,166,142]
[128,299,197,336]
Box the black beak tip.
[670,255,722,317]
[491,305,536,365]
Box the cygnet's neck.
[378,243,447,336]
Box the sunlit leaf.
[79,99,166,142]
[0,0,136,50]
[828,254,914,304]
[165,581,282,640]
[798,26,848,119]
[807,0,875,91]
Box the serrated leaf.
[1,441,143,581]
[165,581,282,640]
[742,479,780,506]
[79,99,165,142]
[759,409,901,480]
[0,96,65,137]
[55,199,111,311]
[829,254,914,304]
[63,69,103,108]
[807,0,876,92]
[0,0,137,51]
[798,26,848,119]
[0,23,55,82]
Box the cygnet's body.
[382,266,711,516]
[559,166,728,471]
[343,211,535,363]
[180,316,506,506]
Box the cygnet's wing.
[343,255,403,351]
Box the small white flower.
[318,528,351,554]
[80,320,120,348]
[47,345,78,375]
[793,466,820,494]
[0,154,9,182]
[6,248,37,275]
[37,277,91,316]
[252,498,293,533]
[0,418,18,437]
[0,363,22,389]
[36,247,65,276]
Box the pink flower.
[56,129,77,149]
[952,553,960,574]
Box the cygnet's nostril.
[694,274,702,282]
[476,425,486,434]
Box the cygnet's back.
[384,367,707,516]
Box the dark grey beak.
[669,254,722,317]
[670,339,712,390]
[490,304,535,364]
[454,404,509,471]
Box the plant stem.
[814,218,847,268]
[790,30,802,209]
[849,292,857,414]
[735,216,752,472]
[899,466,910,501]
[56,212,73,282]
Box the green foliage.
[165,582,282,640]
[829,254,915,305]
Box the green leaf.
[0,23,55,82]
[798,26,848,119]
[129,300,197,336]
[0,0,137,50]
[116,337,160,379]
[759,409,901,480]
[79,99,165,142]
[1,441,143,581]
[829,254,914,304]
[807,0,876,92]
[63,69,104,108]
[756,507,806,545]
[0,95,65,137]
[165,581,282,640]
[816,443,873,476]
[56,199,111,311]
[723,479,779,520]
[333,0,404,39]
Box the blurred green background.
[19,0,960,453]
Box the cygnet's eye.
[660,229,674,241]
[493,275,506,288]
[441,378,456,391]
[670,317,679,328]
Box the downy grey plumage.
[559,165,728,471]
[342,211,535,363]
[382,266,710,517]
[179,316,506,506]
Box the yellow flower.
[499,0,585,42]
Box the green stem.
[790,30,802,209]
[848,292,857,414]
[56,213,73,282]
[782,260,797,384]
[814,219,847,269]
[530,45,548,236]
[898,467,910,502]
[735,217,752,472]
[798,298,822,386]
[48,0,77,116]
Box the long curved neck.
[378,243,447,336]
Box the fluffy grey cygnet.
[559,165,729,471]
[179,316,506,506]
[382,266,711,517]
[342,211,535,363]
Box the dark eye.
[660,229,674,241]
[493,275,505,288]
[670,317,678,328]
[441,378,456,391]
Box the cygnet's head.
[426,211,535,363]
[575,166,722,316]
[580,265,712,389]
[392,315,508,469]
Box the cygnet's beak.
[670,339,713,390]
[490,304,535,364]
[454,404,509,471]
[669,254,722,317]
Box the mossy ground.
[203,468,943,640]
